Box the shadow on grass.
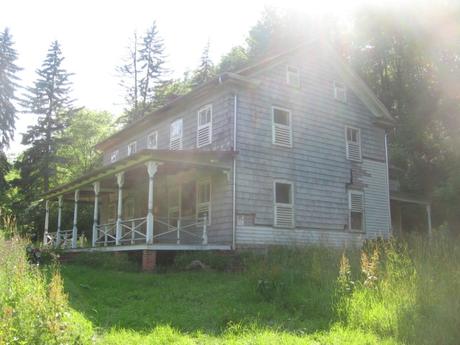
[61,264,336,336]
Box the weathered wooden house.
[42,40,431,270]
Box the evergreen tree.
[20,41,75,193]
[0,28,21,149]
[191,40,215,87]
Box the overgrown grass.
[3,232,460,344]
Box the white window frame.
[170,118,183,150]
[272,106,293,148]
[273,180,295,228]
[286,65,301,88]
[110,150,119,163]
[345,126,362,162]
[127,141,137,156]
[196,104,213,148]
[196,178,212,225]
[334,80,347,103]
[348,190,365,232]
[147,131,158,149]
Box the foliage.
[0,28,21,150]
[0,236,93,344]
[191,40,215,87]
[20,40,75,194]
[57,108,114,183]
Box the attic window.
[197,105,212,148]
[110,150,119,163]
[349,191,364,232]
[127,141,137,156]
[274,181,294,228]
[286,66,300,87]
[272,107,292,147]
[147,131,158,149]
[170,118,183,150]
[345,126,361,162]
[334,81,347,103]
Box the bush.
[0,236,93,344]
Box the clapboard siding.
[236,226,365,248]
[102,91,234,164]
[235,46,390,246]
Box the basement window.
[272,107,292,147]
[274,180,294,228]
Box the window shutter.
[350,193,363,213]
[170,137,182,150]
[197,106,212,148]
[275,205,294,228]
[197,124,211,147]
[273,123,292,147]
[346,127,361,161]
[272,108,292,147]
[347,141,361,161]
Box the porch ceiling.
[44,149,236,200]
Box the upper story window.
[196,179,211,224]
[274,180,294,228]
[286,66,300,88]
[334,80,347,103]
[197,105,212,148]
[345,126,362,162]
[348,190,364,232]
[170,118,183,150]
[147,131,158,149]
[272,107,292,147]
[127,141,137,156]
[110,150,119,163]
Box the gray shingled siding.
[235,47,390,245]
[102,91,235,164]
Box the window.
[274,181,294,228]
[286,66,300,87]
[334,80,347,103]
[345,126,362,161]
[272,107,292,147]
[147,131,158,149]
[127,141,137,156]
[110,150,119,163]
[197,105,212,147]
[348,191,364,232]
[196,179,211,224]
[170,118,183,150]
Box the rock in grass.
[186,260,210,271]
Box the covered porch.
[42,149,235,253]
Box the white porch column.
[56,196,63,246]
[71,190,80,249]
[145,161,158,244]
[116,172,125,245]
[426,204,432,237]
[43,199,50,245]
[92,181,101,247]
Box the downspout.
[232,93,237,250]
[384,132,392,236]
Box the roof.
[97,40,396,151]
[44,149,236,199]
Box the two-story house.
[42,40,401,270]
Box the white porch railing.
[45,230,73,248]
[90,216,208,247]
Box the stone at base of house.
[142,250,157,272]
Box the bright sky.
[2,0,378,156]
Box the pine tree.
[20,41,75,193]
[137,22,166,119]
[0,28,21,149]
[191,40,215,87]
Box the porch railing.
[45,230,73,248]
[91,215,208,247]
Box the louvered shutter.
[272,108,292,147]
[274,182,294,228]
[275,205,294,228]
[170,119,183,150]
[346,127,361,161]
[349,191,364,231]
[197,106,212,148]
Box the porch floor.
[64,243,232,253]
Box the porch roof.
[44,149,236,200]
[390,191,430,206]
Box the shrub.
[0,236,93,344]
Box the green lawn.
[61,263,398,344]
